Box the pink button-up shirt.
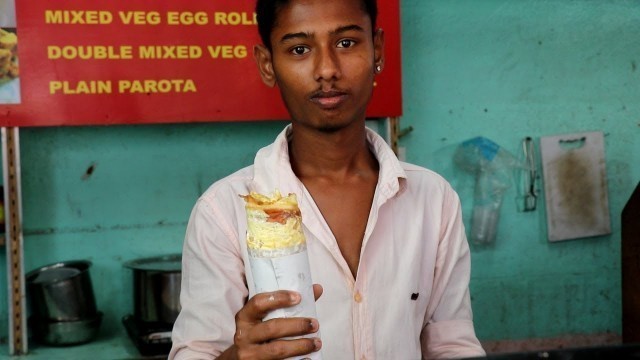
[170,126,485,360]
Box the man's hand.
[219,284,323,360]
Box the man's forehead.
[272,0,371,34]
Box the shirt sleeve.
[169,194,248,360]
[421,185,486,359]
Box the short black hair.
[256,0,378,50]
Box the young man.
[169,0,486,359]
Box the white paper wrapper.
[243,191,322,360]
[249,247,317,321]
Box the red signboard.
[0,1,401,127]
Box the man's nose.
[314,47,341,81]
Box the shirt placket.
[352,268,373,360]
[353,188,388,360]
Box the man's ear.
[373,28,385,73]
[254,44,277,88]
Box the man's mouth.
[309,90,348,110]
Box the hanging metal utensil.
[520,136,538,212]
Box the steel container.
[124,254,182,325]
[26,260,98,322]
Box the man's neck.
[288,123,378,183]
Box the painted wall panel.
[401,0,639,342]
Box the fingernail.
[290,292,301,303]
[308,319,318,331]
[313,338,322,350]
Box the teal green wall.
[400,0,639,341]
[1,0,639,347]
[0,122,289,339]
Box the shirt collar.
[251,124,407,199]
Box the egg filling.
[242,190,306,257]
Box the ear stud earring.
[375,65,382,73]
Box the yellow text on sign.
[213,12,256,25]
[44,10,257,26]
[49,79,198,94]
[118,79,197,94]
[167,12,208,25]
[50,80,113,94]
[118,11,161,25]
[207,45,247,59]
[45,10,113,24]
[139,46,203,59]
[48,46,133,60]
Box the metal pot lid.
[124,254,181,272]
[26,260,92,284]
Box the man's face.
[255,0,384,132]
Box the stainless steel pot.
[26,260,98,322]
[124,254,182,325]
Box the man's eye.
[291,46,309,55]
[337,40,356,48]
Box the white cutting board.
[540,131,611,242]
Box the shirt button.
[354,291,362,303]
